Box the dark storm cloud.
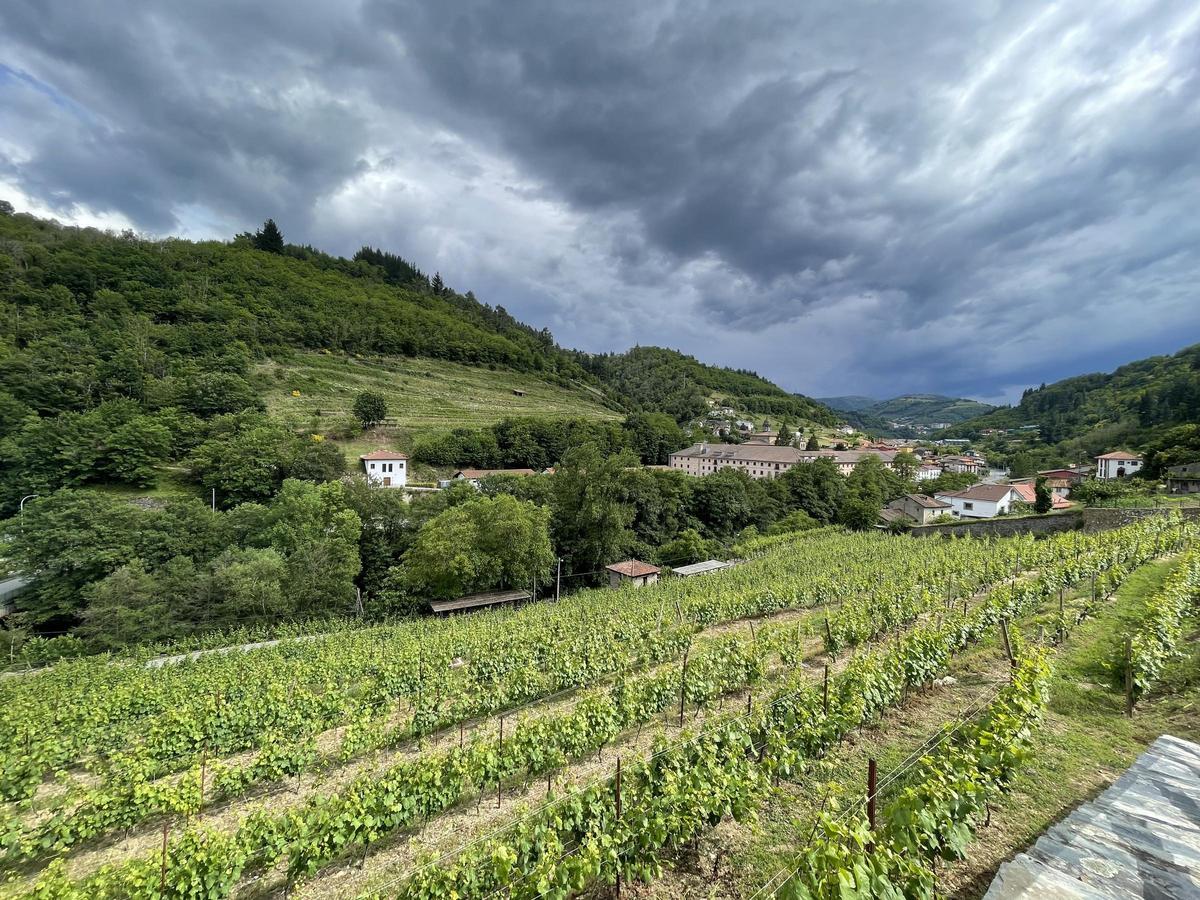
[2,0,1199,400]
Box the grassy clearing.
[255,351,622,433]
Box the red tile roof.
[605,560,661,578]
[455,468,537,479]
[1010,482,1072,508]
[360,450,409,460]
[937,484,1018,503]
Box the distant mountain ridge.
[819,393,996,433]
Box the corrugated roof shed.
[671,560,732,577]
[428,589,531,614]
[983,734,1200,898]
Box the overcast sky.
[3,1,1199,404]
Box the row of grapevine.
[2,528,992,802]
[7,517,1188,898]
[1130,546,1200,700]
[384,526,1144,900]
[774,647,1052,898]
[0,527,1048,847]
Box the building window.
[963,502,974,510]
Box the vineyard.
[1,517,1197,899]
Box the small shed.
[671,560,732,578]
[512,388,527,397]
[0,576,29,618]
[428,588,531,615]
[605,560,660,589]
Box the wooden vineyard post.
[678,649,689,727]
[497,716,504,808]
[823,664,830,715]
[1091,572,1097,605]
[615,756,623,898]
[867,759,878,832]
[1125,637,1135,718]
[160,819,170,895]
[999,619,1014,666]
[555,558,561,603]
[198,750,207,819]
[825,618,834,659]
[459,722,464,750]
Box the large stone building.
[668,443,897,480]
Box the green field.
[257,352,621,432]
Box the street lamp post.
[19,494,38,528]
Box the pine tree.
[806,433,820,451]
[431,272,445,294]
[253,219,284,254]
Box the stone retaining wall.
[910,510,1082,539]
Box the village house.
[939,455,987,475]
[1008,482,1073,510]
[605,560,660,589]
[360,450,408,488]
[934,483,1020,519]
[1008,468,1085,498]
[916,463,942,481]
[887,493,953,524]
[1095,451,1144,480]
[1166,463,1200,494]
[453,468,538,488]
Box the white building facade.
[934,484,1019,519]
[1095,451,1143,480]
[360,450,408,487]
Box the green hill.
[820,393,994,435]
[816,395,879,413]
[867,394,995,426]
[579,346,839,428]
[0,208,835,512]
[942,343,1200,474]
[945,344,1200,440]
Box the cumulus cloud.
[2,0,1199,401]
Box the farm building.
[1166,462,1200,494]
[360,450,408,488]
[887,493,953,524]
[605,560,660,589]
[671,560,732,577]
[428,588,531,615]
[1095,450,1143,480]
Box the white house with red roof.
[934,483,1020,519]
[1095,451,1143,480]
[360,450,408,487]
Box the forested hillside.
[577,345,838,426]
[943,344,1200,474]
[0,207,863,648]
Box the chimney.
[700,441,708,454]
